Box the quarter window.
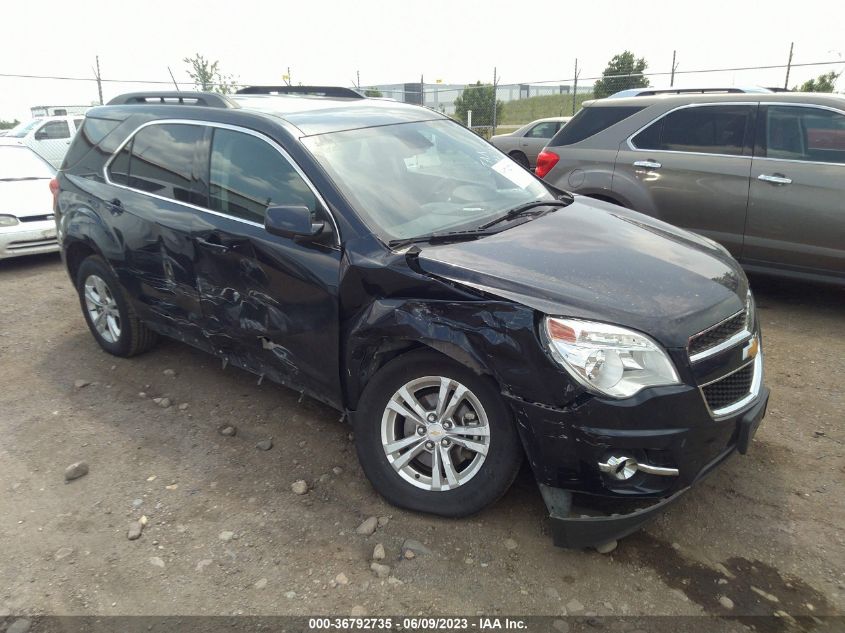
[549,106,644,146]
[107,124,203,204]
[632,105,752,156]
[525,121,558,139]
[765,106,845,164]
[209,128,316,223]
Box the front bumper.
[0,220,59,259]
[506,371,769,547]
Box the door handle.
[633,160,662,169]
[757,173,792,185]
[196,236,230,252]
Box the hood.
[0,179,54,218]
[416,197,748,348]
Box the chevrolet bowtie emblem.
[743,337,759,360]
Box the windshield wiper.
[388,228,494,249]
[477,199,569,230]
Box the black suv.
[55,86,769,548]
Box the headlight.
[542,317,680,398]
[0,215,19,227]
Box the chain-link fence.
[361,59,844,138]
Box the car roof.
[585,91,845,109]
[233,94,448,135]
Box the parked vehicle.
[537,91,845,285]
[55,87,768,548]
[0,145,58,260]
[1,115,86,168]
[490,117,570,168]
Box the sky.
[1,0,843,121]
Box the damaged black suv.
[55,86,769,548]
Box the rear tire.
[76,256,157,357]
[353,350,523,517]
[509,151,530,170]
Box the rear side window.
[549,106,643,146]
[632,105,753,156]
[36,121,70,140]
[108,123,203,203]
[525,121,558,139]
[209,128,316,223]
[765,105,845,164]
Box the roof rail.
[607,86,774,99]
[106,92,240,108]
[235,85,364,99]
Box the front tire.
[353,350,523,517]
[76,256,157,357]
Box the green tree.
[0,118,20,130]
[453,81,503,127]
[592,51,650,99]
[183,53,238,94]
[794,71,841,92]
[364,88,383,97]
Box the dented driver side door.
[191,125,343,405]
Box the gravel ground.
[0,253,843,630]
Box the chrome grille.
[689,310,746,357]
[702,362,754,412]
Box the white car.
[0,145,59,260]
[0,115,85,168]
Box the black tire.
[353,350,523,517]
[509,151,530,170]
[76,255,157,357]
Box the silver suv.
[536,91,845,285]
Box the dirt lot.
[1,254,843,629]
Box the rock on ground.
[149,557,165,568]
[356,516,378,535]
[372,543,386,560]
[351,606,367,616]
[255,439,273,451]
[291,480,308,495]
[74,380,90,389]
[127,521,143,540]
[504,538,518,550]
[370,562,390,579]
[335,572,349,585]
[595,540,618,554]
[719,595,735,609]
[64,462,89,481]
[218,531,235,542]
[254,578,268,589]
[218,425,237,437]
[401,538,432,556]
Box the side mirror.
[264,205,325,241]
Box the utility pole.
[94,55,103,105]
[670,50,678,87]
[572,58,580,115]
[356,70,360,90]
[492,67,498,135]
[420,74,424,107]
[167,66,180,91]
[784,42,794,90]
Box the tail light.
[49,178,59,211]
[535,150,560,179]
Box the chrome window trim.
[625,101,759,157]
[102,118,341,246]
[699,351,763,419]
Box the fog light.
[599,455,639,480]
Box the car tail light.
[49,178,59,210]
[535,150,560,179]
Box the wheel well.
[348,341,493,410]
[65,241,97,283]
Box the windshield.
[0,146,55,179]
[6,118,44,138]
[302,119,557,242]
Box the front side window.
[765,106,845,164]
[302,119,557,242]
[107,123,202,203]
[36,121,71,140]
[525,121,558,139]
[209,128,317,223]
[549,106,644,146]
[7,119,43,138]
[632,105,752,156]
